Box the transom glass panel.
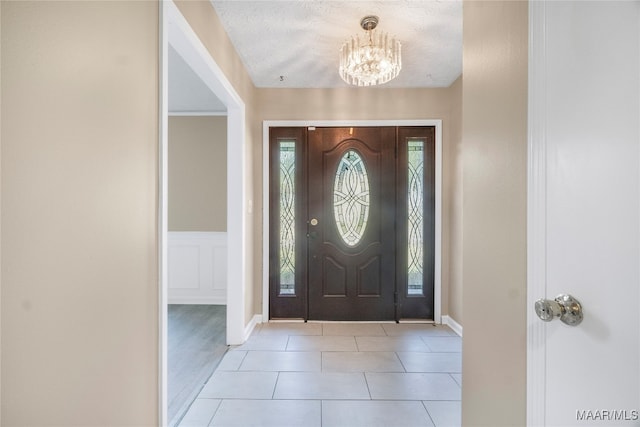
[279,141,295,295]
[408,139,424,295]
[333,150,370,247]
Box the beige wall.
[0,0,528,423]
[175,1,465,324]
[448,76,463,324]
[258,87,458,320]
[258,87,452,120]
[1,1,159,425]
[168,116,227,232]
[175,0,260,325]
[461,1,528,425]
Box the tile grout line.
[394,351,408,373]
[205,399,223,427]
[420,335,434,352]
[449,372,462,388]
[236,350,249,371]
[421,400,437,427]
[271,371,281,400]
[360,336,373,400]
[285,334,291,351]
[362,372,374,400]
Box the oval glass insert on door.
[333,149,370,247]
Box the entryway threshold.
[267,319,437,324]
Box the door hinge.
[394,292,398,304]
[394,144,398,159]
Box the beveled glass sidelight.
[408,139,424,295]
[333,150,370,247]
[279,141,295,295]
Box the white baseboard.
[243,314,263,341]
[442,315,463,337]
[167,296,226,305]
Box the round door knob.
[535,294,583,326]
[535,299,563,322]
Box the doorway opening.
[160,1,248,425]
[262,121,443,323]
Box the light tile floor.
[179,322,461,427]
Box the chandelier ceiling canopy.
[339,15,402,87]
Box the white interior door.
[528,1,640,426]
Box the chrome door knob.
[535,294,583,326]
[534,299,563,321]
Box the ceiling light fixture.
[339,16,402,87]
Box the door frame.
[262,120,443,323]
[164,0,246,343]
[160,2,248,424]
[526,2,546,424]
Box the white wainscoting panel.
[168,232,227,304]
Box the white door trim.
[527,1,547,425]
[262,120,443,323]
[165,0,246,344]
[160,2,247,424]
[158,3,169,424]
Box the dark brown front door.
[307,127,396,320]
[268,126,435,321]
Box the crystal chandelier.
[339,16,402,87]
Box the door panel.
[322,256,346,296]
[529,2,640,425]
[396,127,436,319]
[269,127,307,319]
[307,127,396,320]
[359,256,381,296]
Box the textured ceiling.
[168,0,463,113]
[210,0,462,88]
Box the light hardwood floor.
[168,304,227,426]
